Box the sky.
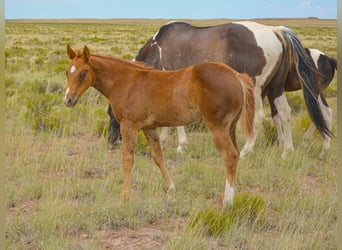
[5,0,337,20]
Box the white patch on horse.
[308,48,323,69]
[273,114,284,145]
[166,20,178,25]
[222,179,234,208]
[151,31,165,70]
[274,94,293,158]
[176,126,188,152]
[70,65,76,73]
[236,21,283,158]
[318,95,333,151]
[63,87,70,104]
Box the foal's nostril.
[64,96,72,107]
[64,94,77,107]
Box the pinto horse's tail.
[237,73,255,139]
[276,28,332,138]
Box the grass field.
[5,19,337,249]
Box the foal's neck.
[90,54,150,99]
[90,55,123,99]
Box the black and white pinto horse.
[107,21,333,158]
[265,48,336,158]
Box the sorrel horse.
[64,45,255,209]
[107,21,333,158]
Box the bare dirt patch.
[86,226,167,249]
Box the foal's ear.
[67,44,76,59]
[83,46,91,62]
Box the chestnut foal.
[64,45,255,209]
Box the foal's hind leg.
[208,123,239,209]
[143,128,175,193]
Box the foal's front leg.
[119,122,138,201]
[143,128,175,193]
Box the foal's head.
[64,44,94,107]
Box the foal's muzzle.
[63,91,78,107]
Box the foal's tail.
[275,28,332,138]
[237,73,255,138]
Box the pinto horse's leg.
[273,93,294,158]
[176,126,188,152]
[303,94,332,158]
[143,128,175,193]
[107,105,121,148]
[267,92,285,147]
[159,127,168,147]
[119,121,138,201]
[160,126,188,153]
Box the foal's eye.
[79,70,87,80]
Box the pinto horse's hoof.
[176,143,188,153]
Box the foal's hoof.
[120,191,130,201]
[167,182,176,193]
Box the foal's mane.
[91,53,154,70]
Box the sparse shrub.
[25,92,63,132]
[21,80,66,133]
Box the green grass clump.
[25,92,63,132]
[188,193,266,237]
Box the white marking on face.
[223,179,234,207]
[65,87,70,96]
[70,65,76,73]
[63,87,70,104]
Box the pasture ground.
[5,18,337,249]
